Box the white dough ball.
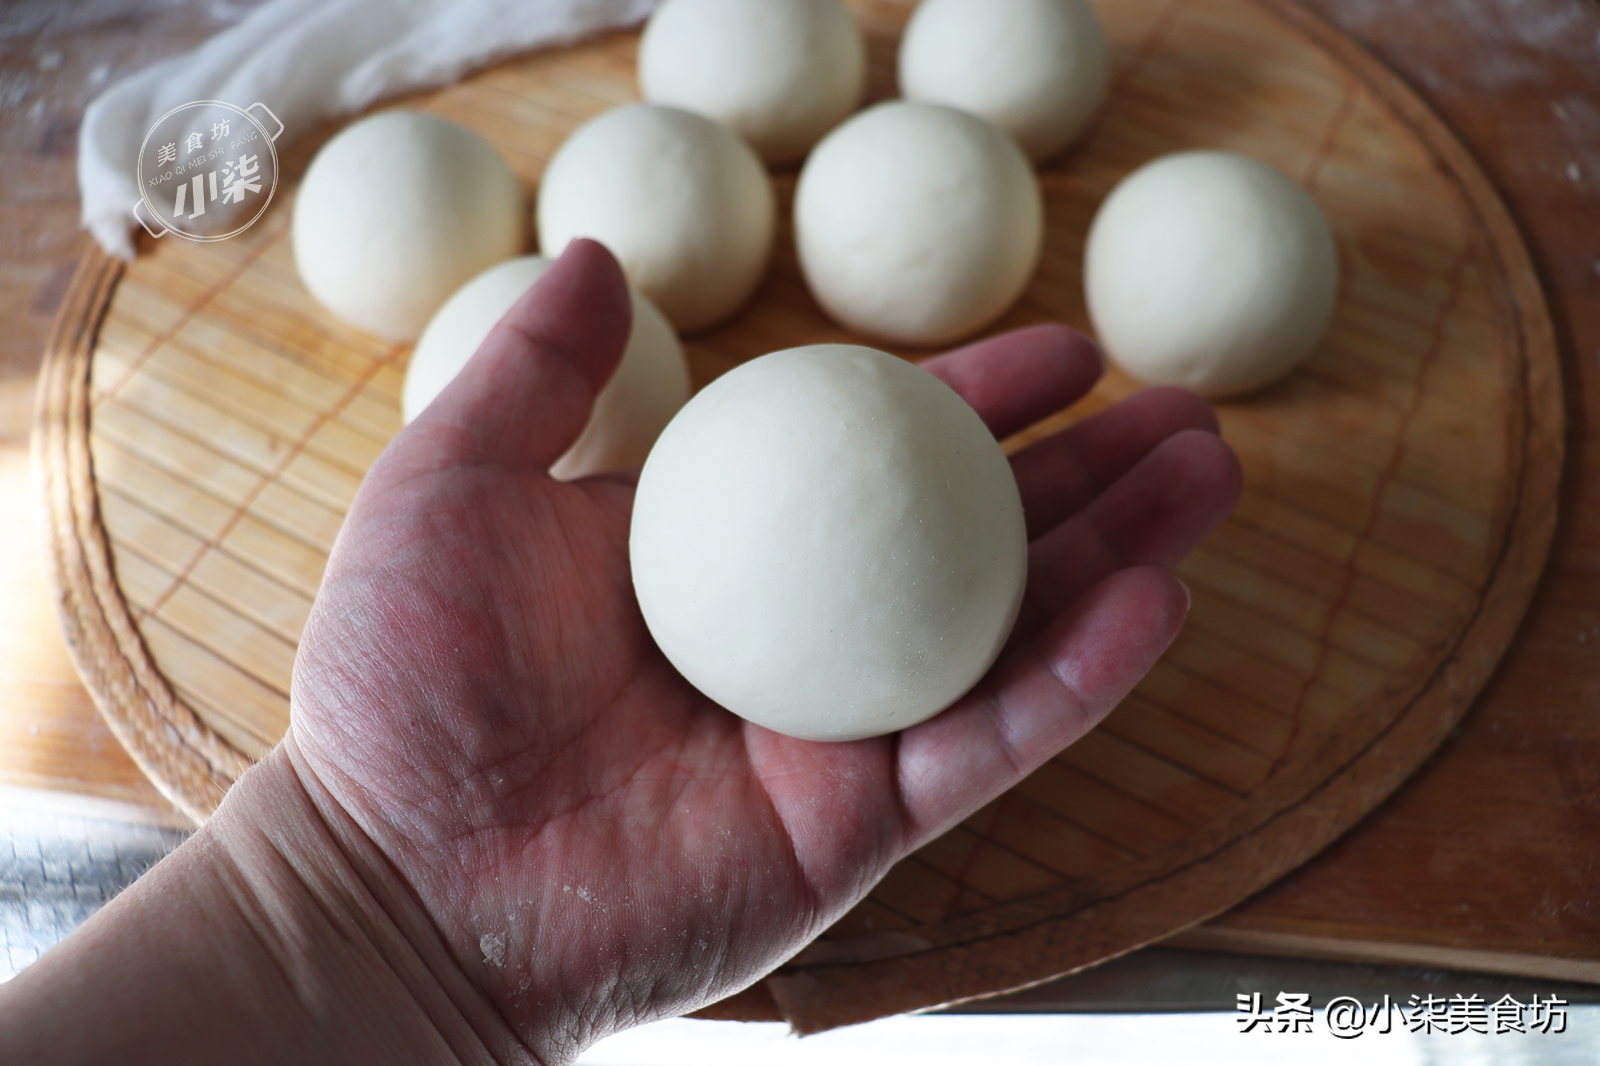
[639,0,866,166]
[630,344,1027,742]
[1085,150,1339,398]
[537,105,775,333]
[403,256,691,480]
[293,111,525,342]
[898,0,1109,162]
[794,102,1043,347]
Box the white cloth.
[78,0,658,259]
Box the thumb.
[408,238,633,473]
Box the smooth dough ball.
[639,0,866,166]
[293,111,525,342]
[403,256,691,479]
[537,105,775,333]
[794,102,1043,347]
[630,344,1027,742]
[898,0,1109,162]
[1085,150,1339,398]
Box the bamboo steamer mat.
[36,0,1561,1032]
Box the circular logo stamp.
[136,100,283,242]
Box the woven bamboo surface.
[36,0,1561,1032]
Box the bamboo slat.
[36,0,1561,1033]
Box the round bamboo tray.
[36,0,1561,1033]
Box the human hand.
[284,240,1242,1062]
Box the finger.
[895,567,1190,846]
[1015,428,1242,641]
[919,325,1104,440]
[1013,385,1219,540]
[408,239,632,472]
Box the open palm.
[284,241,1242,1062]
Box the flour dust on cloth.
[78,0,659,260]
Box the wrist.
[211,741,541,1065]
[0,744,538,1066]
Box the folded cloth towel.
[78,0,657,260]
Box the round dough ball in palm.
[639,0,866,166]
[403,256,691,480]
[898,0,1109,162]
[537,105,775,333]
[1085,150,1339,398]
[794,102,1043,347]
[293,110,525,342]
[630,344,1027,742]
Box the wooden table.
[2,0,1598,982]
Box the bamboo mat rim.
[33,0,1565,1030]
